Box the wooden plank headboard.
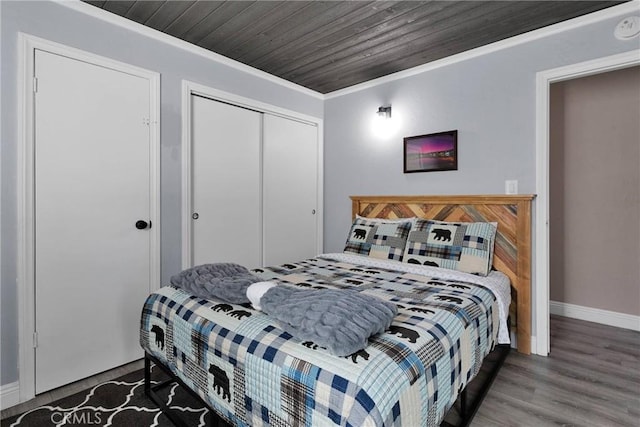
[351,194,535,354]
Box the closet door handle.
[135,220,150,230]
[192,213,199,220]
[312,209,316,215]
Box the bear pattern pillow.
[403,219,497,276]
[343,217,412,261]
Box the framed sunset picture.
[403,130,458,173]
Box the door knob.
[135,220,149,230]
[192,213,199,220]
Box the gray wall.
[549,67,640,316]
[323,6,638,337]
[2,0,638,390]
[0,0,322,386]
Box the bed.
[140,194,534,427]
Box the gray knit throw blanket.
[170,263,260,304]
[170,264,398,356]
[260,287,397,357]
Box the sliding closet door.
[263,114,318,265]
[191,96,262,268]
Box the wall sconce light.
[377,105,392,119]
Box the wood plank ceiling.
[84,1,625,93]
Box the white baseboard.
[550,301,640,332]
[0,381,20,410]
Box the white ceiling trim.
[49,1,640,101]
[55,0,325,100]
[325,1,640,99]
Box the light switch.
[505,180,518,195]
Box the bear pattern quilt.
[140,255,500,427]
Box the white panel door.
[191,96,262,268]
[34,50,153,393]
[263,115,318,265]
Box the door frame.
[181,80,324,269]
[17,33,161,401]
[534,49,639,356]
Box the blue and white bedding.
[140,254,510,426]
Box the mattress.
[140,254,509,426]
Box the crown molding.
[325,1,640,99]
[54,0,324,100]
[49,0,640,101]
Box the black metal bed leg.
[460,387,467,420]
[144,355,151,395]
[144,352,232,427]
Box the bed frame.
[350,194,535,354]
[145,194,534,427]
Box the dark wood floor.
[2,315,638,426]
[473,315,640,426]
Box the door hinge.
[33,331,38,348]
[33,77,38,93]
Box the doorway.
[535,50,640,356]
[549,67,639,330]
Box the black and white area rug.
[1,365,212,427]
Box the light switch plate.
[505,180,518,194]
